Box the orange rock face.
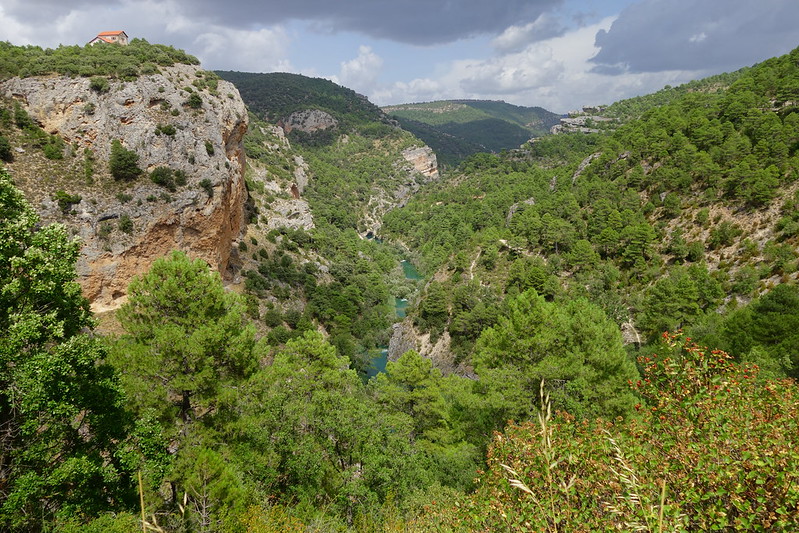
[1,64,250,311]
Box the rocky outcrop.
[388,321,418,361]
[280,109,337,134]
[361,145,440,237]
[254,167,315,231]
[388,319,474,377]
[401,146,438,180]
[1,64,249,310]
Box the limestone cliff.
[388,319,474,377]
[1,64,248,310]
[279,109,338,134]
[401,146,438,180]
[361,144,439,237]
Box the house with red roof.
[88,31,129,46]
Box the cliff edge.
[1,64,249,310]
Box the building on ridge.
[88,31,129,46]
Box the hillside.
[383,99,561,166]
[3,39,799,533]
[218,70,439,233]
[382,45,799,373]
[216,71,386,130]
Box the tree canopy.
[474,289,638,421]
[0,169,131,530]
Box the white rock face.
[401,146,439,180]
[1,64,249,310]
[280,109,338,134]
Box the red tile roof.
[97,31,126,36]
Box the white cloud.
[370,16,710,113]
[330,45,383,94]
[491,13,565,53]
[193,27,291,72]
[371,78,448,106]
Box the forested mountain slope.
[383,45,799,375]
[383,99,561,167]
[2,39,799,532]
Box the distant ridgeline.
[383,99,561,166]
[215,71,391,143]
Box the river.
[364,258,422,379]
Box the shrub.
[118,214,133,234]
[42,137,64,160]
[199,178,213,197]
[173,169,187,186]
[185,92,202,109]
[109,139,142,181]
[13,103,34,130]
[425,333,799,531]
[0,135,12,162]
[89,76,110,93]
[150,166,176,191]
[98,222,113,240]
[155,123,176,136]
[708,220,742,249]
[205,140,214,156]
[52,190,82,214]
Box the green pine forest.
[2,40,799,531]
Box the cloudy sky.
[3,0,798,113]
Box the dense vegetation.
[216,71,387,131]
[384,100,560,166]
[418,333,799,531]
[0,39,199,80]
[383,46,799,366]
[3,39,799,532]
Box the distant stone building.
[88,31,129,46]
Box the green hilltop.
[216,70,386,127]
[383,99,561,166]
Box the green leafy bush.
[109,139,142,181]
[118,214,133,234]
[149,166,176,191]
[155,123,176,136]
[422,333,799,531]
[0,135,12,162]
[52,189,82,214]
[199,178,213,197]
[89,76,109,93]
[184,92,202,109]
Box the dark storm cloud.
[591,0,799,74]
[176,0,564,45]
[4,0,124,24]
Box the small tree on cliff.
[109,139,142,181]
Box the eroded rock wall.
[1,64,249,311]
